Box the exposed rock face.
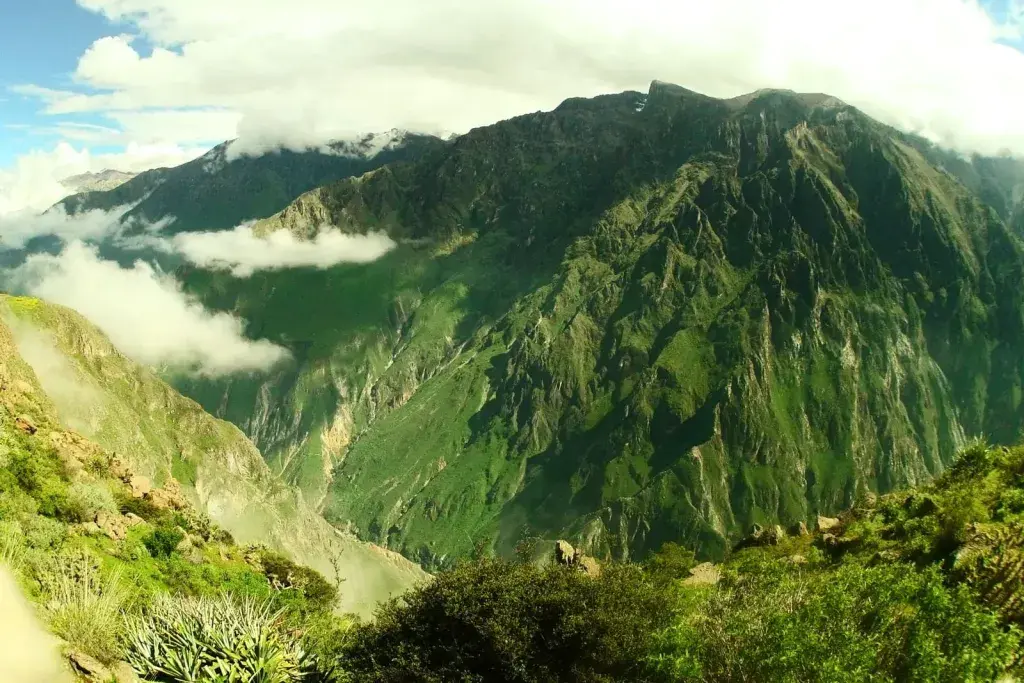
[554,540,601,577]
[555,540,577,566]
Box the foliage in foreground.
[344,558,672,683]
[650,561,1019,682]
[125,594,312,683]
[334,442,1024,682]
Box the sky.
[0,0,1023,376]
[1,0,1024,216]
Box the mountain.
[57,132,447,235]
[59,169,137,195]
[0,295,426,613]
[74,81,1024,571]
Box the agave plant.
[125,593,313,682]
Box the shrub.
[0,520,25,573]
[39,550,130,664]
[344,557,673,683]
[649,561,1021,683]
[125,594,314,682]
[143,526,185,559]
[258,549,339,615]
[644,542,698,586]
[64,481,118,524]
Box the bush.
[125,594,314,682]
[644,542,698,586]
[39,550,130,664]
[64,481,118,524]
[258,549,339,615]
[649,561,1021,683]
[344,558,673,683]
[143,526,185,559]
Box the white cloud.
[9,0,1017,158]
[0,205,127,249]
[13,241,290,376]
[0,141,207,217]
[155,224,396,277]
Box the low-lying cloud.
[13,242,290,377]
[0,205,127,249]
[157,225,396,277]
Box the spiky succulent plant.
[125,594,313,682]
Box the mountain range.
[42,80,1024,571]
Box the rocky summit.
[130,81,1024,569]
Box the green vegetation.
[1,295,427,614]
[125,594,313,683]
[159,83,1024,571]
[0,309,354,679]
[344,559,670,682]
[326,441,1024,681]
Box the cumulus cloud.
[6,0,1018,158]
[0,141,206,217]
[150,224,396,277]
[13,242,290,376]
[0,205,127,249]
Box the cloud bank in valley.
[17,0,1024,160]
[0,205,127,249]
[13,242,290,377]
[0,204,396,376]
[160,225,396,276]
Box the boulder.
[789,521,809,537]
[146,479,187,511]
[67,649,110,682]
[128,475,151,499]
[95,511,130,541]
[816,515,841,532]
[683,562,722,586]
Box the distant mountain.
[57,131,447,235]
[60,169,137,194]
[161,81,1024,571]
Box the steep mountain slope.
[0,295,426,613]
[58,132,446,235]
[174,81,1024,568]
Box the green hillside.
[157,82,1024,570]
[0,296,426,613]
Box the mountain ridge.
[36,80,1024,571]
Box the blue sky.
[0,1,130,165]
[1,0,1024,216]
